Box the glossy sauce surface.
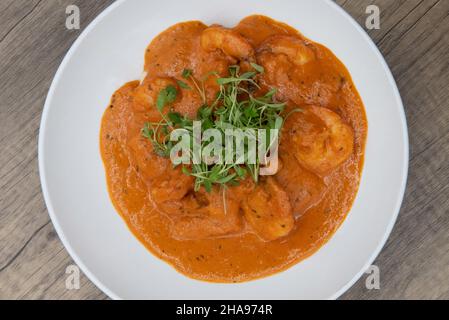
[100,15,367,282]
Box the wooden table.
[1,0,448,300]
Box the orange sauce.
[100,15,367,282]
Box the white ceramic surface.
[39,0,408,299]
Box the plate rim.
[38,0,409,300]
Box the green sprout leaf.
[157,85,178,111]
[182,69,192,79]
[250,62,265,74]
[177,80,191,90]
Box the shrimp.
[127,134,193,203]
[149,169,194,204]
[163,187,243,241]
[133,77,179,116]
[286,106,354,174]
[258,35,316,66]
[275,156,325,217]
[242,177,295,241]
[200,26,255,61]
[133,76,204,119]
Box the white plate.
[39,0,408,299]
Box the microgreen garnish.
[182,68,192,79]
[177,80,191,90]
[180,69,219,105]
[156,85,178,111]
[142,66,298,192]
[250,62,265,74]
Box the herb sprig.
[142,64,295,192]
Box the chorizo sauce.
[100,15,367,282]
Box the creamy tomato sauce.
[100,15,367,282]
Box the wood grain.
[0,0,448,300]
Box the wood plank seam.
[0,0,42,44]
